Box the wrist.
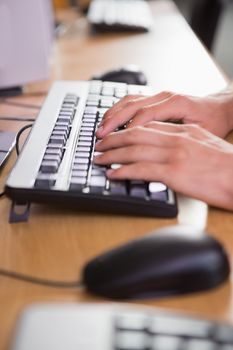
[218,91,233,134]
[220,153,233,210]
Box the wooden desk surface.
[0,1,233,349]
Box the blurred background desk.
[0,1,233,349]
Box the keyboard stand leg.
[9,201,31,223]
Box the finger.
[102,94,143,118]
[94,145,171,165]
[144,121,185,133]
[95,127,177,152]
[145,122,221,146]
[96,91,175,138]
[128,94,191,128]
[97,95,146,136]
[102,91,173,122]
[106,162,168,183]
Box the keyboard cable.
[0,121,34,198]
[0,121,83,289]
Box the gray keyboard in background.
[87,0,153,32]
[0,131,16,170]
[10,304,233,350]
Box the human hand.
[96,89,233,139]
[95,122,233,210]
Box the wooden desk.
[0,1,232,349]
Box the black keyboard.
[0,130,16,170]
[5,80,177,218]
[87,0,153,32]
[11,304,233,350]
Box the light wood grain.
[0,1,233,349]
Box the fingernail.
[95,140,101,148]
[93,156,100,163]
[106,169,114,177]
[96,126,104,134]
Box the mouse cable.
[0,116,35,122]
[0,99,41,110]
[0,268,83,289]
[15,123,34,156]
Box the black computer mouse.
[83,225,230,299]
[92,65,147,85]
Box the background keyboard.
[87,0,153,32]
[11,304,233,350]
[5,81,177,218]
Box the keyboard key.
[215,325,233,343]
[43,154,61,163]
[77,146,91,152]
[102,86,114,96]
[40,160,59,173]
[149,182,167,201]
[149,317,211,338]
[115,331,149,350]
[53,126,69,133]
[70,177,86,189]
[89,85,102,94]
[72,163,89,171]
[100,98,114,108]
[75,152,90,158]
[45,148,63,157]
[35,174,57,188]
[85,106,98,115]
[115,313,148,331]
[79,131,93,137]
[79,136,93,142]
[49,135,66,145]
[89,175,106,187]
[57,116,72,123]
[91,168,106,176]
[87,94,101,102]
[78,141,92,147]
[81,126,95,132]
[151,335,182,350]
[82,119,96,125]
[109,180,127,195]
[59,111,73,117]
[87,100,99,106]
[74,157,89,164]
[60,107,74,113]
[129,181,147,198]
[55,121,70,128]
[72,170,88,178]
[186,340,216,350]
[52,131,67,139]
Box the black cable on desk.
[0,268,83,289]
[15,123,34,156]
[0,99,41,110]
[0,116,35,122]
